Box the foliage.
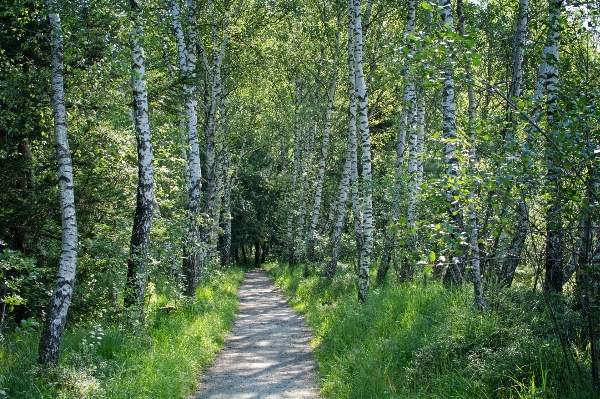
[0,266,244,399]
[268,261,596,399]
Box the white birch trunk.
[306,38,339,262]
[287,91,302,263]
[38,1,78,366]
[378,0,417,281]
[457,0,487,311]
[172,1,201,294]
[328,6,361,277]
[353,0,373,302]
[543,0,563,292]
[125,1,155,322]
[499,0,531,286]
[199,18,228,258]
[417,94,425,186]
[347,4,363,262]
[293,125,313,264]
[220,135,246,266]
[439,0,465,286]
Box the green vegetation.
[0,266,244,399]
[268,261,595,399]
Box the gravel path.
[190,269,320,399]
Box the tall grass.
[0,266,244,399]
[268,261,595,399]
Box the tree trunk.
[287,88,303,263]
[326,17,358,278]
[307,37,339,262]
[293,125,313,264]
[543,0,563,293]
[172,1,202,295]
[254,241,261,267]
[346,5,363,266]
[378,0,417,282]
[457,0,488,311]
[124,0,155,323]
[496,0,530,284]
[352,0,373,302]
[199,17,228,262]
[38,1,78,366]
[439,0,465,286]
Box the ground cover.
[0,266,244,399]
[268,261,596,399]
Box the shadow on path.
[190,269,320,399]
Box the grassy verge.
[0,266,245,399]
[268,261,595,399]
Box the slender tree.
[439,0,465,286]
[542,0,563,293]
[172,0,202,295]
[124,0,154,322]
[498,0,531,287]
[326,8,360,278]
[457,0,487,311]
[378,0,417,282]
[352,0,373,302]
[38,0,78,366]
[306,29,340,263]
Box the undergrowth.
[0,266,245,399]
[267,261,596,399]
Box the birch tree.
[326,6,360,278]
[38,0,78,366]
[306,29,340,262]
[352,0,373,302]
[198,4,232,260]
[124,0,154,322]
[377,0,417,282]
[498,0,530,287]
[457,0,487,311]
[439,0,465,286]
[542,0,563,293]
[172,0,202,295]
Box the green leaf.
[429,251,436,262]
[423,265,433,275]
[421,1,433,11]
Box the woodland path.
[189,269,320,399]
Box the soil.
[189,269,320,399]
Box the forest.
[1,0,600,397]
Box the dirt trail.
[190,269,320,399]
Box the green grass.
[0,266,245,399]
[268,261,596,399]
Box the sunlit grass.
[0,266,244,399]
[268,261,596,399]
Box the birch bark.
[287,85,303,263]
[457,0,487,311]
[293,125,313,264]
[353,0,373,302]
[439,0,465,286]
[172,0,202,295]
[306,35,339,262]
[199,14,228,258]
[327,6,361,278]
[378,0,417,282]
[499,0,530,287]
[543,0,563,293]
[125,0,155,322]
[38,0,79,366]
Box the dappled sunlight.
[190,269,319,399]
